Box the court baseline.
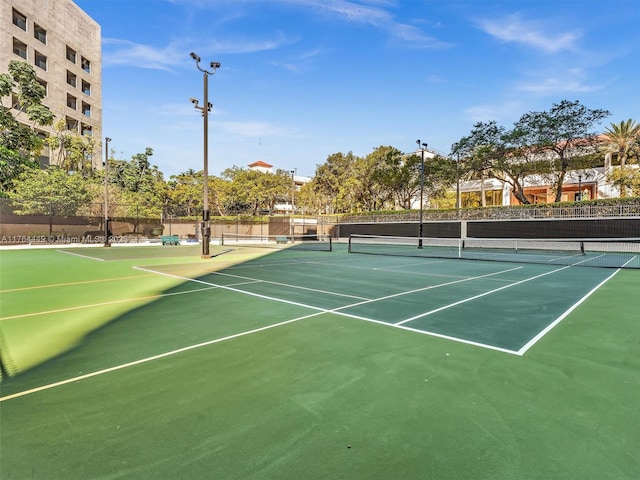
[2,261,616,402]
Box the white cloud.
[477,14,579,53]
[214,120,291,138]
[102,33,296,71]
[516,68,602,95]
[464,101,524,123]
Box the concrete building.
[1,0,102,167]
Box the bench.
[276,235,288,244]
[161,235,180,246]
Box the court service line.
[3,266,523,401]
[140,264,526,355]
[328,265,523,313]
[0,311,325,403]
[133,266,334,313]
[396,265,571,325]
[0,274,158,294]
[135,264,522,318]
[57,249,106,261]
[516,267,622,356]
[211,271,371,301]
[0,286,219,321]
[3,264,531,401]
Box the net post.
[328,235,333,252]
[580,241,585,255]
[348,234,352,253]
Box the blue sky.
[73,0,640,178]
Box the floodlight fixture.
[190,52,221,258]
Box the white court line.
[212,271,371,301]
[133,266,334,313]
[1,264,522,401]
[396,265,571,325]
[57,249,105,261]
[2,262,617,401]
[327,266,523,313]
[0,311,325,403]
[517,267,622,355]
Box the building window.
[67,71,77,88]
[81,123,93,136]
[37,130,50,168]
[13,38,27,59]
[82,102,91,117]
[66,117,79,132]
[66,46,76,63]
[81,80,91,95]
[81,57,91,73]
[12,9,27,31]
[11,94,26,112]
[35,51,47,70]
[67,94,77,110]
[34,24,47,44]
[37,78,47,96]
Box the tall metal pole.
[190,52,220,259]
[416,140,426,248]
[577,174,582,201]
[104,137,111,247]
[291,170,296,215]
[202,70,210,257]
[456,152,461,212]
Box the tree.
[370,146,419,210]
[514,100,610,202]
[220,166,291,215]
[0,60,55,191]
[7,167,92,221]
[296,181,325,214]
[106,148,166,218]
[601,120,640,196]
[452,121,550,205]
[421,154,459,203]
[167,169,205,217]
[311,152,359,213]
[46,118,98,175]
[601,119,640,167]
[607,166,640,197]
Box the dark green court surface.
[1,244,639,479]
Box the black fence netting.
[0,198,162,245]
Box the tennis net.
[348,234,640,269]
[222,233,332,251]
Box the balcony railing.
[321,200,640,224]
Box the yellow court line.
[0,274,158,294]
[0,286,218,321]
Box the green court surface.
[1,244,639,479]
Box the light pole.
[416,140,427,248]
[190,52,220,258]
[290,170,295,236]
[104,137,111,247]
[456,152,461,212]
[577,173,583,201]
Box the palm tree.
[602,119,640,167]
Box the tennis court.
[1,242,639,479]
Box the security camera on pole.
[190,52,220,258]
